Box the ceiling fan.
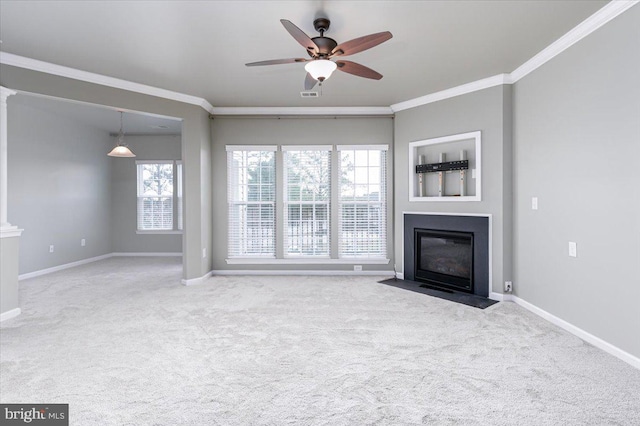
[246,18,392,90]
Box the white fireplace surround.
[400,211,497,300]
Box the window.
[283,147,332,257]
[225,144,389,263]
[137,161,177,231]
[227,147,276,257]
[338,145,388,258]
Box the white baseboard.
[19,252,183,280]
[211,270,396,277]
[112,252,182,257]
[489,291,510,301]
[510,295,640,370]
[181,271,214,286]
[396,272,405,280]
[182,269,395,285]
[0,308,21,322]
[18,254,113,280]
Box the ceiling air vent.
[300,91,319,98]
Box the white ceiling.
[11,93,182,135]
[0,0,609,108]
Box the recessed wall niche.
[408,131,481,202]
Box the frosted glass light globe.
[305,59,337,81]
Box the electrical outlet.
[531,197,538,210]
[353,265,362,272]
[505,281,513,292]
[569,242,577,257]
[81,239,86,247]
[49,245,54,253]
[202,248,207,258]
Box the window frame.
[337,145,389,259]
[282,146,333,258]
[224,144,390,265]
[226,146,277,258]
[136,160,182,234]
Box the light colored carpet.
[1,257,639,425]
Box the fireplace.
[404,214,490,297]
[414,229,474,293]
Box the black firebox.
[414,228,474,293]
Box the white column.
[0,86,18,232]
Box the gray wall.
[394,85,513,294]
[512,7,640,357]
[211,116,394,272]
[7,95,113,274]
[1,65,213,281]
[111,134,182,254]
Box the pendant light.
[107,112,135,157]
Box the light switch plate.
[532,197,538,210]
[569,242,577,257]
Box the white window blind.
[227,149,276,257]
[283,147,331,257]
[137,162,174,230]
[338,146,388,258]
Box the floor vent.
[300,91,319,98]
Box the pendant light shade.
[107,145,135,157]
[108,112,135,157]
[305,59,337,82]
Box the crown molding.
[0,52,215,114]
[0,1,636,115]
[211,106,393,116]
[510,0,639,83]
[390,74,511,113]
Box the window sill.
[226,258,390,265]
[136,230,183,235]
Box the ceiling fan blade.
[335,60,383,80]
[280,19,319,55]
[331,31,392,57]
[245,58,309,66]
[304,73,318,90]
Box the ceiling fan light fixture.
[305,59,337,81]
[108,112,136,157]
